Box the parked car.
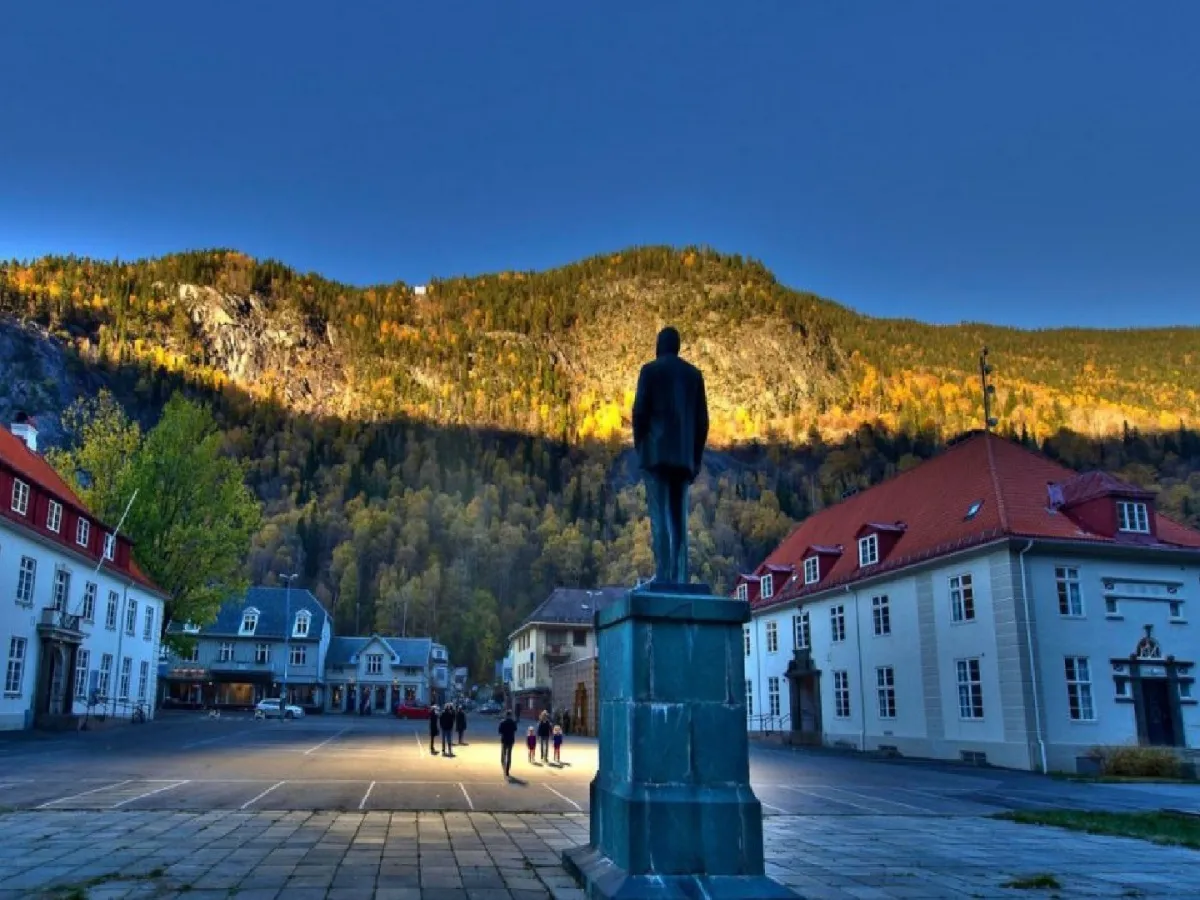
[478,701,502,715]
[254,698,305,719]
[394,702,432,720]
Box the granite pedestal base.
[562,586,799,899]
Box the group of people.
[427,703,467,756]
[497,709,563,778]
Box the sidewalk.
[0,809,1194,899]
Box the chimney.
[10,411,38,453]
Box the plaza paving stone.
[0,809,1194,899]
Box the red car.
[394,702,432,720]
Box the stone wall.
[551,655,598,736]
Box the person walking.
[429,705,440,755]
[526,726,537,764]
[455,704,467,746]
[537,711,552,762]
[552,724,564,764]
[440,703,456,756]
[498,709,517,778]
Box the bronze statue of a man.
[632,326,709,586]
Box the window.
[950,574,975,622]
[143,606,154,641]
[830,605,846,642]
[219,642,234,662]
[745,679,753,718]
[876,666,896,719]
[793,611,810,650]
[290,645,307,666]
[743,627,751,657]
[125,598,138,635]
[1055,567,1083,616]
[293,612,310,637]
[52,568,70,611]
[47,500,62,533]
[183,644,200,664]
[735,583,748,602]
[5,638,27,695]
[765,621,778,653]
[833,671,850,718]
[760,574,774,600]
[367,653,383,675]
[80,582,96,622]
[76,518,91,547]
[98,654,113,697]
[767,676,781,716]
[10,479,29,515]
[1117,501,1149,534]
[255,643,270,664]
[572,630,587,647]
[1064,657,1095,721]
[103,533,116,560]
[74,648,90,699]
[240,609,259,635]
[1169,600,1185,621]
[137,661,149,702]
[872,595,891,636]
[956,658,984,719]
[803,556,819,585]
[1104,597,1120,617]
[858,534,879,567]
[105,591,119,630]
[118,657,132,700]
[16,557,36,605]
[182,621,201,634]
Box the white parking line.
[542,784,581,811]
[781,785,879,813]
[113,780,189,808]
[459,783,475,811]
[35,779,133,809]
[760,800,788,814]
[304,727,350,755]
[815,785,933,813]
[414,732,426,756]
[359,781,376,810]
[182,729,255,750]
[241,781,286,810]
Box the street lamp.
[279,573,299,704]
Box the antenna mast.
[979,348,998,431]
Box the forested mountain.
[2,248,1198,679]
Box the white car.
[254,698,305,720]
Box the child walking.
[526,726,537,763]
[552,724,563,764]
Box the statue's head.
[655,326,681,358]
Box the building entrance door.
[1141,679,1178,747]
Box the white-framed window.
[98,654,113,697]
[183,644,200,664]
[803,556,819,585]
[125,598,138,635]
[290,645,307,666]
[858,534,879,567]
[735,583,748,602]
[1169,600,1185,621]
[956,658,984,719]
[833,670,850,718]
[82,582,97,621]
[760,574,774,600]
[950,574,975,622]
[830,605,846,642]
[1064,657,1095,721]
[1116,501,1149,534]
[182,621,201,634]
[103,533,116,560]
[793,611,810,649]
[74,648,90,699]
[876,666,896,719]
[137,661,149,702]
[16,556,36,606]
[105,591,119,630]
[1105,597,1120,617]
[1056,567,1083,617]
[745,679,753,719]
[367,653,383,675]
[255,643,270,664]
[5,637,27,695]
[219,642,234,662]
[872,595,891,636]
[765,621,778,653]
[767,676,781,716]
[240,609,259,635]
[52,568,71,611]
[743,627,751,657]
[10,479,29,515]
[118,657,132,700]
[46,500,62,533]
[143,606,154,640]
[76,518,91,547]
[293,611,311,637]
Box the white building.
[741,432,1199,772]
[0,416,168,730]
[325,635,446,713]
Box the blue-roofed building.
[325,635,448,713]
[161,586,332,712]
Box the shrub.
[1089,745,1181,779]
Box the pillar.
[562,586,797,898]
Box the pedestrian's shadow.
[548,761,571,768]
[507,776,528,786]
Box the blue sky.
[1,2,1197,328]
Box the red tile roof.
[750,432,1200,613]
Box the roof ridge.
[984,433,1011,532]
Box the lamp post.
[279,573,299,704]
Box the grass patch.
[1002,873,1061,890]
[1084,746,1184,779]
[1053,774,1196,784]
[996,809,1200,850]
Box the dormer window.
[735,583,748,602]
[1116,501,1149,534]
[293,611,311,637]
[760,574,774,600]
[803,556,819,585]
[239,608,259,635]
[103,533,116,561]
[182,621,201,634]
[858,534,879,567]
[11,479,29,515]
[46,500,62,533]
[76,518,91,547]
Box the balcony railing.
[39,608,83,633]
[544,644,571,662]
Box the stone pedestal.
[562,586,799,899]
